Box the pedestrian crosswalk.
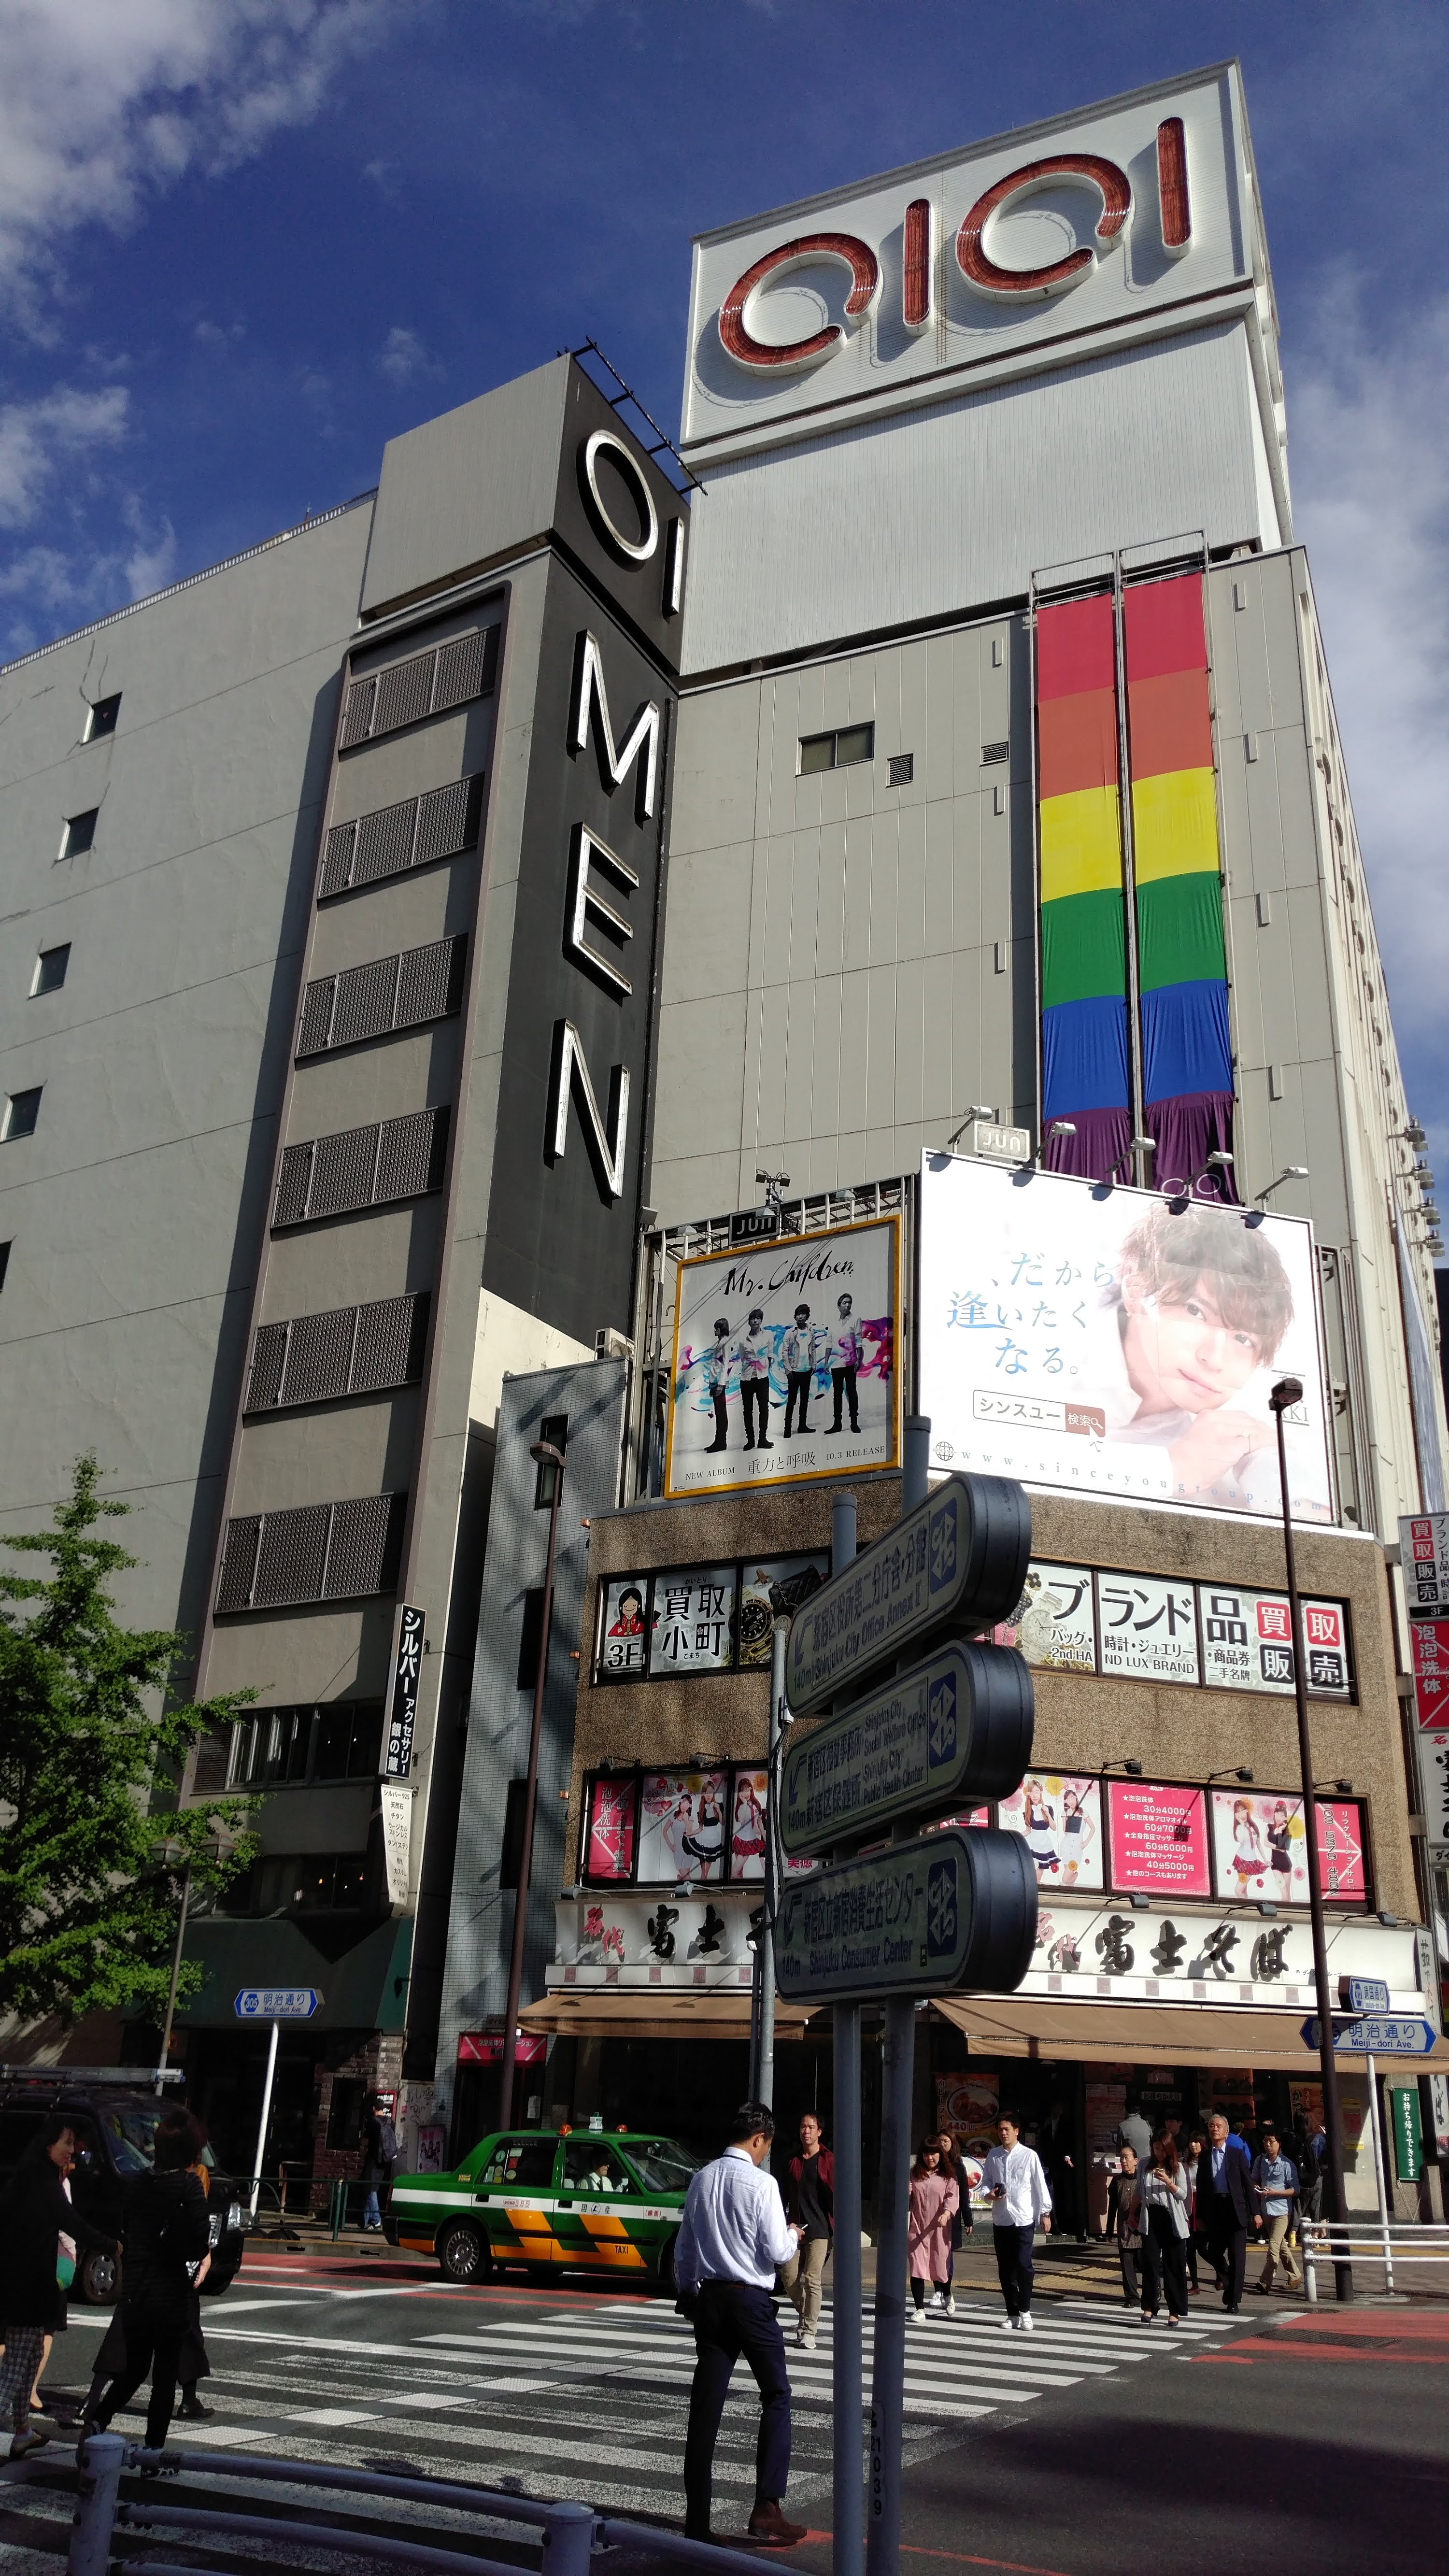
[47,2278,1277,2530]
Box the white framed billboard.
[918,1157,1333,1524]
[664,1213,901,1498]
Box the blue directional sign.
[1338,1976,1389,2014]
[234,1987,323,2021]
[1300,2013,1436,2056]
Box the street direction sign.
[774,1824,1037,2005]
[785,1472,1030,1718]
[779,1636,1033,1858]
[1338,1976,1389,2014]
[234,1988,322,2021]
[1300,2014,1437,2056]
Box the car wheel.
[659,2231,679,2291]
[77,2246,119,2305]
[437,2220,489,2284]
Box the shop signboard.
[664,1212,901,1497]
[1391,2086,1424,2182]
[918,1156,1334,1524]
[1419,1731,1449,1864]
[1200,1586,1350,1697]
[998,1775,1104,1892]
[785,1470,1030,1717]
[1401,1511,1449,1615]
[1105,1779,1211,1896]
[778,1636,1034,1858]
[773,1824,1037,2006]
[1097,1572,1199,1683]
[1408,1617,1449,1732]
[994,1562,1096,1670]
[384,1602,425,1778]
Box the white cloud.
[0,0,402,317]
[1290,280,1449,1170]
[377,325,440,388]
[0,384,128,528]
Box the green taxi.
[388,2128,702,2285]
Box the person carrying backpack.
[359,2097,398,2232]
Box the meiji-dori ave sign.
[779,1635,1033,1859]
[785,1471,1030,1718]
[774,1825,1037,2005]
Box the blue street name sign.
[774,1824,1037,2005]
[234,1987,323,2021]
[1300,2013,1436,2056]
[784,1472,1030,1718]
[778,1636,1033,1859]
[1338,1975,1390,2014]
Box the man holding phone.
[980,2115,1052,2333]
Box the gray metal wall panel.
[681,322,1267,675]
[360,364,568,618]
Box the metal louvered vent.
[337,624,497,750]
[296,937,464,1059]
[271,1107,448,1229]
[244,1292,428,1412]
[215,1493,405,1613]
[318,773,484,901]
[981,740,1009,765]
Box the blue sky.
[2,0,1446,1195]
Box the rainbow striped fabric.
[1124,574,1232,1122]
[1036,593,1131,1182]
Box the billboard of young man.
[918,1156,1333,1522]
[664,1213,900,1497]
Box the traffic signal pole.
[867,1415,931,2576]
[831,1489,864,2576]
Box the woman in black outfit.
[0,2119,117,2459]
[86,2110,217,2422]
[85,2112,212,2452]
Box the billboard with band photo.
[664,1214,901,1498]
[917,1155,1334,1523]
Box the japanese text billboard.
[665,1214,900,1497]
[918,1156,1333,1523]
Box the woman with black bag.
[86,2111,218,2424]
[84,2111,212,2455]
[0,2119,117,2459]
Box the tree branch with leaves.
[0,1454,257,2027]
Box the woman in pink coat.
[907,2140,959,2321]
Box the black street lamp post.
[497,1438,566,2133]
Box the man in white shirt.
[980,2114,1052,2332]
[781,1304,816,1439]
[675,2102,806,2546]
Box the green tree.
[0,1454,256,2027]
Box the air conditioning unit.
[595,1326,633,1362]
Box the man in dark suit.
[1198,2110,1255,2310]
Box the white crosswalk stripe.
[57,2286,1275,2529]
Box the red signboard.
[457,2032,546,2064]
[1315,1800,1368,1903]
[1411,1619,1449,1732]
[1105,1779,1211,1895]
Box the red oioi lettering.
[718,231,880,372]
[955,153,1132,300]
[1157,116,1191,254]
[903,197,933,331]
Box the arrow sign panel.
[774,1825,1037,2005]
[779,1637,1034,1858]
[1300,2014,1437,2056]
[785,1473,1030,1719]
[234,1987,323,2021]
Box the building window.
[84,695,121,741]
[320,772,486,900]
[272,1104,450,1230]
[226,1701,383,1787]
[533,1413,568,1507]
[296,933,467,1059]
[244,1290,429,1413]
[980,740,1009,765]
[2,1089,42,1140]
[798,724,874,776]
[31,945,70,996]
[214,1492,406,1613]
[887,753,914,787]
[0,1242,10,1292]
[338,625,500,752]
[60,809,98,858]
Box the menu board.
[1097,1574,1200,1684]
[597,1577,648,1677]
[1106,1778,1211,1894]
[649,1566,737,1675]
[998,1775,1104,1891]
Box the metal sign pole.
[830,1488,863,2576]
[756,1619,787,2111]
[250,2019,280,2219]
[867,1417,930,2576]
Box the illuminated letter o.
[582,430,659,564]
[719,232,880,374]
[956,155,1132,302]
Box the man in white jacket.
[980,2115,1052,2332]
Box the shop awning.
[932,1994,1449,2071]
[522,1992,817,2042]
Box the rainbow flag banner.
[1036,593,1131,1182]
[1123,575,1236,1198]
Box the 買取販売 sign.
[779,1636,1033,1858]
[785,1470,1030,1718]
[774,1826,1037,2005]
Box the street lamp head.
[529,1440,566,1469]
[1268,1376,1304,1413]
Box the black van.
[0,2071,247,2303]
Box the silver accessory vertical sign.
[385,1604,425,1777]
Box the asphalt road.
[2,2258,1443,2574]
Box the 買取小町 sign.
[785,1471,1030,1718]
[773,1825,1037,2005]
[234,1988,322,2020]
[778,1637,1033,1858]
